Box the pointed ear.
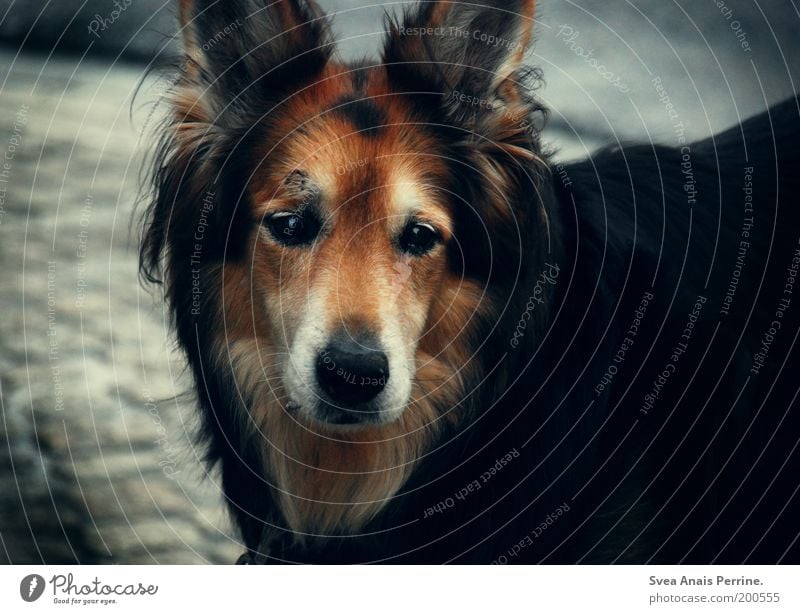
[140,1,333,285]
[383,0,536,105]
[176,0,332,124]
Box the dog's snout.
[316,333,389,408]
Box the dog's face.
[248,79,454,427]
[143,0,545,533]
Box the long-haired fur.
[141,0,800,562]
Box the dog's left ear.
[383,0,536,109]
[383,2,543,282]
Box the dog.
[140,0,800,563]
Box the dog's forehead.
[255,62,449,217]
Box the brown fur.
[149,0,538,538]
[213,73,492,531]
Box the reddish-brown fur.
[155,0,538,537]
[179,59,489,533]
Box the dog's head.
[142,0,550,533]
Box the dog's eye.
[399,221,440,256]
[264,211,320,246]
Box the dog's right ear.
[140,1,332,285]
[175,0,333,125]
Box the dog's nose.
[316,333,389,407]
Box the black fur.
[333,96,387,136]
[141,1,800,563]
[251,96,800,564]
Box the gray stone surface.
[0,51,240,564]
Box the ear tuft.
[383,1,544,162]
[177,0,333,125]
[383,0,536,105]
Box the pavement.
[0,1,798,564]
[0,52,239,564]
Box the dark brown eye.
[399,221,440,256]
[265,210,320,246]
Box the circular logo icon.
[20,574,45,602]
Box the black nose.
[316,333,389,407]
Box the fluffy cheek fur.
[215,242,491,535]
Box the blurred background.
[0,0,797,564]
